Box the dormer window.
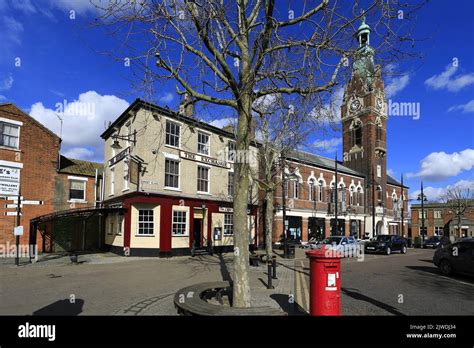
[0,121,20,149]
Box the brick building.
[411,202,474,239]
[0,103,101,253]
[271,18,409,242]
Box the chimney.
[223,124,235,134]
[179,93,194,117]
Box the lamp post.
[417,181,428,245]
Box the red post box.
[306,246,341,316]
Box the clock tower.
[341,17,388,234]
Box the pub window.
[0,122,19,149]
[138,209,154,235]
[227,172,234,197]
[165,120,180,147]
[198,132,210,156]
[224,213,234,235]
[197,165,209,193]
[69,180,86,201]
[123,159,129,191]
[227,141,236,161]
[110,168,115,194]
[165,159,179,188]
[117,215,123,235]
[172,210,187,235]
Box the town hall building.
[271,18,409,242]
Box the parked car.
[364,235,407,255]
[311,236,359,255]
[423,236,442,249]
[433,238,474,276]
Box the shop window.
[224,213,233,235]
[172,210,187,235]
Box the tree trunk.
[232,94,252,308]
[265,189,274,262]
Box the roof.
[0,102,60,141]
[387,175,409,188]
[58,155,102,177]
[101,98,248,143]
[286,150,365,178]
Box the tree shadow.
[33,299,84,316]
[341,288,405,316]
[270,294,307,316]
[218,253,233,285]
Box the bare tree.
[443,186,474,238]
[91,0,424,307]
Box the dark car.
[423,236,442,249]
[433,238,474,276]
[364,235,407,255]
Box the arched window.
[354,124,362,146]
[318,180,324,202]
[350,186,355,206]
[339,184,345,203]
[376,125,382,141]
[309,179,315,201]
[357,187,362,206]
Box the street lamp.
[417,181,428,245]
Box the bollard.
[272,256,277,279]
[267,261,274,289]
[305,246,342,316]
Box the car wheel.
[386,247,391,255]
[439,259,453,276]
[401,246,407,254]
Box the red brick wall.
[0,104,60,252]
[55,173,97,211]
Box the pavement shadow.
[33,299,84,316]
[406,265,474,285]
[270,294,308,316]
[341,288,406,316]
[418,259,434,263]
[277,262,310,277]
[218,253,233,285]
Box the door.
[193,218,202,248]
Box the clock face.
[376,97,383,109]
[350,99,361,111]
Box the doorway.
[193,218,203,248]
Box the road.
[294,248,474,315]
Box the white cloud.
[447,99,474,113]
[159,92,174,104]
[409,179,474,202]
[382,64,410,98]
[387,168,395,177]
[30,91,129,161]
[0,16,24,46]
[209,117,235,129]
[311,137,342,153]
[47,0,98,14]
[63,147,95,160]
[407,149,474,182]
[0,74,13,91]
[425,64,474,92]
[0,95,6,101]
[10,0,37,14]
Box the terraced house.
[101,98,260,257]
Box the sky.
[0,0,473,203]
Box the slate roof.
[58,155,102,177]
[286,150,364,177]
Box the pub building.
[101,98,260,257]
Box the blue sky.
[0,0,473,202]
